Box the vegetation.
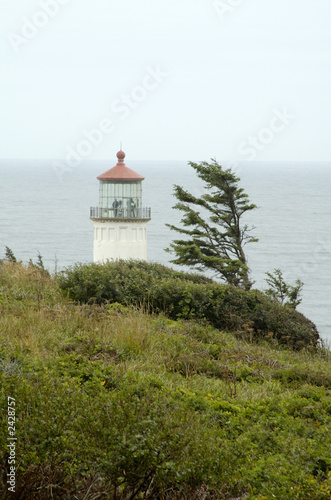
[58,260,319,350]
[166,160,258,290]
[265,268,304,310]
[1,260,330,499]
[3,247,49,278]
[4,246,16,263]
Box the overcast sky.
[1,0,330,162]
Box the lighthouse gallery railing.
[90,207,151,220]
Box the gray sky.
[1,0,330,161]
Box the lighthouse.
[90,150,151,262]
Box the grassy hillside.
[0,261,331,499]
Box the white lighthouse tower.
[90,150,151,262]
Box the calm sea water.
[0,159,330,343]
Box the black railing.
[90,207,151,220]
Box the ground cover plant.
[0,261,331,499]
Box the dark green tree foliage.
[265,269,304,309]
[166,159,258,290]
[4,246,16,262]
[28,253,50,277]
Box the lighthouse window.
[99,181,143,218]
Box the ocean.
[0,159,330,343]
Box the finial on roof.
[117,150,126,162]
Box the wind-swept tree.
[166,159,258,290]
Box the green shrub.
[58,260,320,350]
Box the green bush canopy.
[58,260,320,350]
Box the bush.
[58,260,320,350]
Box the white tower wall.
[93,220,148,262]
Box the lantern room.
[90,150,150,220]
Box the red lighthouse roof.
[97,151,144,182]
